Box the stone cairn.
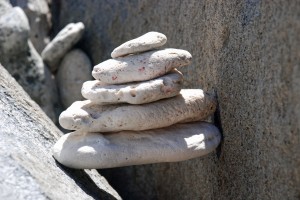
[53,32,221,169]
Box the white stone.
[53,122,221,169]
[92,48,192,84]
[59,89,216,132]
[82,69,183,104]
[41,22,85,72]
[56,49,93,108]
[111,31,167,58]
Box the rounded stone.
[111,31,167,58]
[56,49,93,108]
[41,22,85,72]
[82,69,183,104]
[92,48,192,84]
[0,7,30,56]
[59,89,216,132]
[53,122,221,169]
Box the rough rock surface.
[55,1,300,199]
[56,49,92,108]
[53,122,221,169]
[41,22,84,72]
[10,0,52,53]
[0,0,12,14]
[59,89,216,132]
[0,7,59,122]
[82,69,183,104]
[111,31,167,58]
[0,7,29,56]
[0,65,121,200]
[92,48,192,84]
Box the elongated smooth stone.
[59,89,216,132]
[41,22,84,72]
[92,48,192,84]
[81,69,183,104]
[53,122,221,169]
[111,32,167,58]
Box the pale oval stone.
[92,48,192,84]
[59,89,216,132]
[53,122,221,169]
[82,69,183,104]
[41,22,85,72]
[56,49,93,108]
[111,32,167,58]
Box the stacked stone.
[53,32,221,169]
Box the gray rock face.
[56,49,92,108]
[92,48,192,84]
[111,31,167,58]
[59,89,216,132]
[41,22,85,72]
[0,0,12,16]
[0,7,59,122]
[82,69,183,104]
[53,122,221,169]
[10,0,52,53]
[0,65,121,200]
[55,1,300,199]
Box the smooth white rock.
[82,69,183,104]
[111,32,167,58]
[56,49,93,108]
[53,122,221,169]
[92,48,192,84]
[59,89,216,132]
[41,22,85,72]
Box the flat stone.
[82,69,183,104]
[92,48,192,84]
[41,22,84,72]
[111,31,167,58]
[59,89,216,132]
[53,122,221,169]
[56,49,92,108]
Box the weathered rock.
[82,69,183,104]
[41,22,85,72]
[92,48,192,84]
[0,0,12,15]
[0,7,60,122]
[0,65,121,200]
[0,7,29,56]
[53,122,221,169]
[59,89,216,132]
[11,0,52,53]
[56,49,92,108]
[111,31,167,58]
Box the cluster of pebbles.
[53,32,221,169]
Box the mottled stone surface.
[59,89,216,132]
[53,122,221,169]
[92,48,192,84]
[0,7,59,122]
[56,49,92,108]
[41,22,84,72]
[10,0,52,53]
[82,69,183,104]
[0,65,121,200]
[54,1,300,199]
[111,31,167,58]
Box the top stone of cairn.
[111,32,167,58]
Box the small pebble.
[111,31,167,58]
